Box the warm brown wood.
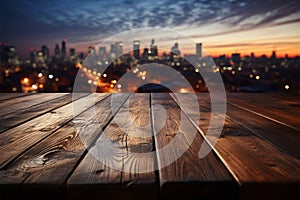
[151,93,236,200]
[0,94,130,200]
[0,93,110,169]
[227,93,300,130]
[0,93,42,108]
[197,94,300,160]
[68,94,157,200]
[0,93,77,133]
[180,93,300,200]
[0,93,30,102]
[0,93,299,200]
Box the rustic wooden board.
[0,93,109,169]
[0,93,77,133]
[227,93,300,130]
[0,93,42,107]
[151,93,236,200]
[180,93,300,200]
[68,94,157,200]
[196,94,300,160]
[0,93,30,102]
[0,94,130,200]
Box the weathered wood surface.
[177,93,300,200]
[0,93,299,200]
[0,93,109,169]
[152,93,236,199]
[0,93,80,133]
[0,93,29,102]
[0,94,130,200]
[68,94,157,200]
[227,93,300,130]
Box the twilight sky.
[0,0,300,58]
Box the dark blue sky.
[1,0,300,58]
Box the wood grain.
[0,93,109,169]
[68,93,157,200]
[0,93,77,133]
[152,93,236,200]
[227,93,300,130]
[0,93,30,102]
[0,94,131,200]
[181,93,300,200]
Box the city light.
[1,37,299,93]
[32,84,38,90]
[180,88,187,93]
[23,78,29,84]
[285,85,290,90]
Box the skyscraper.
[99,46,107,58]
[69,48,75,57]
[116,41,123,57]
[41,45,49,62]
[196,43,202,58]
[133,40,140,60]
[171,42,181,62]
[61,40,66,59]
[150,39,158,57]
[3,45,17,64]
[54,44,60,59]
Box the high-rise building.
[30,49,37,63]
[41,45,49,62]
[271,50,277,60]
[196,43,202,58]
[142,48,149,60]
[116,41,123,57]
[70,48,75,57]
[133,40,140,60]
[98,46,107,58]
[110,44,117,59]
[61,40,66,59]
[170,42,181,62]
[232,53,241,64]
[3,45,17,64]
[150,39,158,57]
[54,44,60,59]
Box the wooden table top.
[0,93,299,200]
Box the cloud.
[0,0,299,56]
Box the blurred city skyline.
[1,0,300,58]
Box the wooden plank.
[197,94,300,160]
[121,93,157,199]
[227,103,300,160]
[0,93,67,117]
[0,93,29,102]
[227,93,300,130]
[0,93,41,107]
[151,93,236,200]
[182,93,300,200]
[0,94,130,200]
[68,93,157,200]
[0,93,109,169]
[0,93,74,133]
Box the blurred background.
[0,0,299,93]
